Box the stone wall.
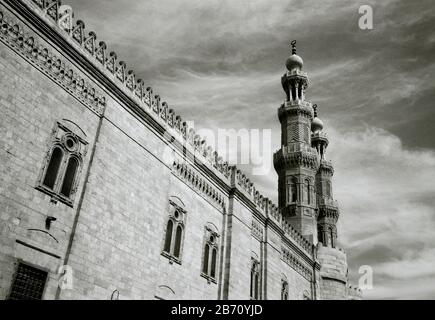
[0,21,100,299]
[317,244,348,300]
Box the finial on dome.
[291,40,297,55]
[311,104,324,133]
[286,40,303,71]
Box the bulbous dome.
[311,117,324,133]
[286,54,304,71]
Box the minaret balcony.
[278,101,313,121]
[317,197,339,208]
[311,131,329,145]
[319,159,334,175]
[285,69,308,79]
[274,145,319,171]
[317,198,340,222]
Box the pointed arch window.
[60,156,79,197]
[42,147,64,189]
[162,198,187,264]
[281,280,289,300]
[325,181,332,198]
[288,177,298,203]
[317,225,323,244]
[250,259,261,300]
[37,122,87,207]
[305,179,311,204]
[201,224,220,283]
[330,227,335,248]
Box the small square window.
[8,263,48,300]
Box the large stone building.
[0,0,362,300]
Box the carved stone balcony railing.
[285,69,308,78]
[278,100,313,121]
[319,159,334,175]
[317,197,338,208]
[311,131,329,145]
[273,145,319,171]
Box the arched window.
[203,244,210,274]
[306,179,311,204]
[326,181,331,198]
[317,225,323,244]
[43,147,64,189]
[330,228,335,248]
[290,177,297,203]
[162,198,187,263]
[60,156,79,197]
[174,225,183,258]
[37,123,87,207]
[250,259,260,300]
[163,220,173,253]
[210,248,217,279]
[201,226,219,283]
[281,280,289,300]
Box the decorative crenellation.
[282,220,312,253]
[19,0,237,180]
[172,159,226,209]
[281,247,312,281]
[230,166,312,254]
[251,219,264,242]
[0,8,106,116]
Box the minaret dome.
[286,40,304,71]
[311,104,324,133]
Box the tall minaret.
[274,41,320,243]
[311,105,339,247]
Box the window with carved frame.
[201,224,220,284]
[36,121,87,207]
[162,198,187,264]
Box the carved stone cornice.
[172,159,226,210]
[274,147,319,171]
[317,204,339,223]
[318,159,334,176]
[281,246,313,281]
[278,100,313,122]
[0,7,106,116]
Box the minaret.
[273,41,319,243]
[311,105,349,300]
[311,105,339,247]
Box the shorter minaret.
[311,105,339,247]
[311,105,349,300]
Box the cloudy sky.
[67,0,435,299]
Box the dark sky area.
[67,0,435,299]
